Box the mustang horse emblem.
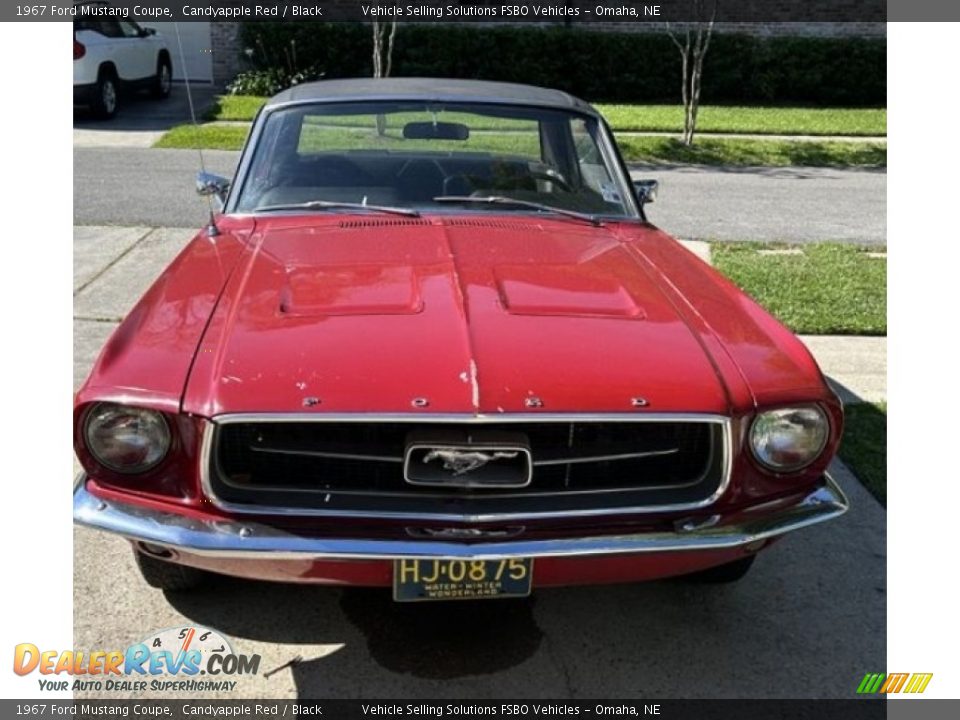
[422,449,520,476]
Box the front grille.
[206,418,728,518]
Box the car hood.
[181,215,732,416]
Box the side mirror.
[633,179,658,205]
[196,172,230,207]
[139,27,157,37]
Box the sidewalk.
[620,130,886,143]
[799,335,886,405]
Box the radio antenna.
[173,22,219,237]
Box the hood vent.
[443,218,543,231]
[339,218,431,229]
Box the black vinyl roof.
[266,77,599,116]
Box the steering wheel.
[528,168,574,193]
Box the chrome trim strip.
[211,412,730,424]
[251,446,403,464]
[198,414,734,521]
[533,448,679,466]
[214,475,709,501]
[248,444,680,467]
[73,474,848,560]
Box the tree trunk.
[371,20,397,79]
[372,21,384,78]
[371,21,397,136]
[667,3,717,147]
[386,21,398,78]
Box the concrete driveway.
[72,223,886,699]
[74,84,217,148]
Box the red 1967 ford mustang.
[74,78,847,601]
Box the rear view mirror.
[403,122,470,141]
[633,179,658,204]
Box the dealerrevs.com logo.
[13,626,261,693]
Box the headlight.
[84,403,171,474]
[750,406,828,472]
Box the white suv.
[73,14,172,119]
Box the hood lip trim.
[210,411,729,424]
[198,412,734,522]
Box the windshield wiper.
[255,200,421,217]
[432,195,602,226]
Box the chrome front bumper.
[73,475,848,561]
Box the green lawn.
[711,243,887,335]
[601,105,885,136]
[155,124,886,167]
[839,402,887,506]
[618,137,885,167]
[208,96,887,136]
[206,95,266,121]
[154,124,250,150]
[155,123,540,156]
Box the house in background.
[140,21,234,85]
[148,21,884,89]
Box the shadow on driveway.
[73,83,217,132]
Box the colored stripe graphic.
[857,673,885,694]
[903,673,933,694]
[857,672,933,694]
[880,673,909,693]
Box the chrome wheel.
[159,64,171,95]
[153,59,173,99]
[93,72,118,119]
[101,78,117,115]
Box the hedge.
[238,23,886,107]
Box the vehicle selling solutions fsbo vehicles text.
[360,4,593,18]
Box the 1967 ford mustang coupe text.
[74,79,847,601]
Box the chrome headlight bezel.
[749,405,830,473]
[83,402,172,474]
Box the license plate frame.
[392,558,534,602]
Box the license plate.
[393,558,533,602]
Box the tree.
[667,1,718,146]
[371,20,398,79]
[371,18,398,136]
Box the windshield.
[232,101,636,218]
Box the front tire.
[152,56,172,99]
[680,555,756,584]
[135,550,207,591]
[91,69,118,119]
